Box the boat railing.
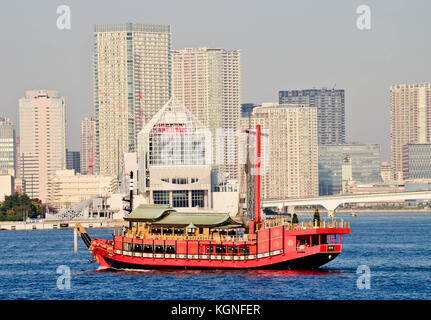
[143,234,249,242]
[112,220,350,240]
[265,218,350,230]
[112,230,250,242]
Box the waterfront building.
[278,88,345,145]
[66,149,80,173]
[0,118,16,176]
[171,47,241,181]
[390,83,431,179]
[94,23,171,177]
[245,103,319,200]
[0,174,14,201]
[380,161,394,183]
[402,143,431,179]
[19,90,66,203]
[137,98,213,210]
[318,144,381,196]
[48,169,118,208]
[80,117,96,175]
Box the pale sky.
[1,0,430,161]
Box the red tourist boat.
[75,125,351,270]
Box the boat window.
[166,245,176,253]
[239,247,250,255]
[151,228,162,234]
[174,228,184,235]
[227,247,238,255]
[215,246,226,254]
[163,228,172,234]
[320,235,328,245]
[155,245,164,253]
[206,246,213,254]
[123,242,132,251]
[133,244,143,252]
[143,245,153,253]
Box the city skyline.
[1,1,431,162]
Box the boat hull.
[100,252,339,270]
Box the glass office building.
[402,144,431,179]
[319,144,381,195]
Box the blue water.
[1,212,430,300]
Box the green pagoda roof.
[125,204,243,228]
[124,204,174,222]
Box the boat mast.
[254,124,262,225]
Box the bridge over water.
[262,191,431,218]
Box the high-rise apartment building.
[81,117,96,175]
[19,90,66,202]
[245,104,318,199]
[171,47,241,181]
[0,118,16,176]
[390,84,431,179]
[278,88,345,145]
[94,23,171,176]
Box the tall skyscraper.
[278,88,345,145]
[245,103,318,199]
[94,23,171,176]
[19,90,66,202]
[66,149,81,173]
[172,47,241,180]
[390,83,431,179]
[0,118,16,176]
[81,117,96,175]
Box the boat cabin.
[122,204,245,241]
